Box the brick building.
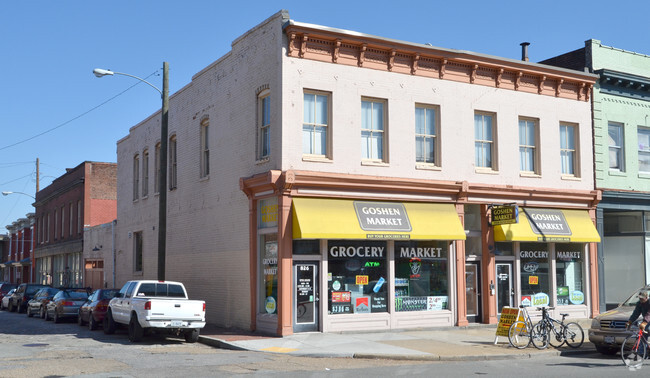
[34,161,116,287]
[116,11,599,335]
[2,215,35,283]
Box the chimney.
[520,42,530,62]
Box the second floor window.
[133,154,140,200]
[361,98,387,162]
[519,118,538,173]
[638,127,650,173]
[608,122,624,171]
[134,231,143,272]
[474,112,496,169]
[200,119,210,178]
[415,105,438,165]
[169,136,177,190]
[303,91,329,157]
[560,123,577,176]
[142,150,149,197]
[258,93,271,160]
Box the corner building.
[117,11,600,336]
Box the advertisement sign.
[521,296,532,307]
[428,296,448,311]
[354,296,371,313]
[331,291,351,303]
[491,205,519,226]
[531,292,550,307]
[353,201,412,232]
[496,307,523,337]
[356,275,369,285]
[258,197,278,229]
[525,208,572,237]
[570,290,585,305]
[528,276,539,285]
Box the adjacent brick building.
[33,161,116,287]
[1,215,34,283]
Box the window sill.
[561,175,582,181]
[519,172,541,178]
[608,170,627,177]
[199,176,210,182]
[302,156,332,163]
[415,163,441,171]
[256,157,270,165]
[141,195,149,200]
[361,160,389,167]
[475,167,499,175]
[638,172,650,179]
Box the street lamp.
[2,191,35,200]
[94,62,169,281]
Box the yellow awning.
[494,208,600,243]
[292,198,466,240]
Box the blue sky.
[1,0,649,234]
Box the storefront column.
[247,197,257,331]
[481,204,497,324]
[276,194,294,336]
[456,203,468,327]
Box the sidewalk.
[198,319,595,361]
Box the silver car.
[589,284,650,355]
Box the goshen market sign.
[353,201,412,232]
[491,205,519,226]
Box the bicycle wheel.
[508,321,531,349]
[621,334,647,368]
[563,322,584,348]
[548,323,565,348]
[531,321,549,350]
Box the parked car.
[45,288,90,323]
[0,283,17,305]
[589,284,650,355]
[78,288,119,330]
[0,289,16,310]
[26,287,60,318]
[8,283,51,313]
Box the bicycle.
[531,306,584,349]
[508,305,546,349]
[621,320,649,368]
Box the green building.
[543,39,650,311]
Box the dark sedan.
[0,283,17,305]
[78,288,119,330]
[45,288,89,323]
[26,287,60,318]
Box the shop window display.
[555,243,585,305]
[519,242,550,307]
[260,234,278,314]
[394,241,449,311]
[327,240,387,315]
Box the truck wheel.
[128,315,144,342]
[103,310,116,335]
[184,329,200,343]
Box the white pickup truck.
[103,280,206,342]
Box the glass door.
[496,262,514,312]
[465,262,481,322]
[293,262,319,332]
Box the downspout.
[112,219,116,288]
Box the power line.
[0,70,160,152]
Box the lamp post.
[94,63,169,281]
[1,191,35,200]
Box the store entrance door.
[496,262,514,312]
[465,262,481,322]
[293,262,319,332]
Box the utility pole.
[158,62,169,282]
[36,158,39,193]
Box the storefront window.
[260,234,278,314]
[327,240,387,315]
[519,242,550,307]
[555,243,585,306]
[604,211,643,233]
[493,242,513,256]
[395,241,449,311]
[293,240,320,255]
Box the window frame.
[637,126,650,173]
[415,103,440,167]
[608,122,625,172]
[154,142,161,194]
[474,111,498,171]
[560,122,579,177]
[133,231,143,273]
[257,91,271,161]
[518,117,540,175]
[361,97,388,163]
[133,154,140,201]
[200,118,210,178]
[302,90,331,159]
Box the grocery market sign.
[353,201,412,232]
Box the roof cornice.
[284,21,596,102]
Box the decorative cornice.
[595,69,650,101]
[284,23,596,102]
